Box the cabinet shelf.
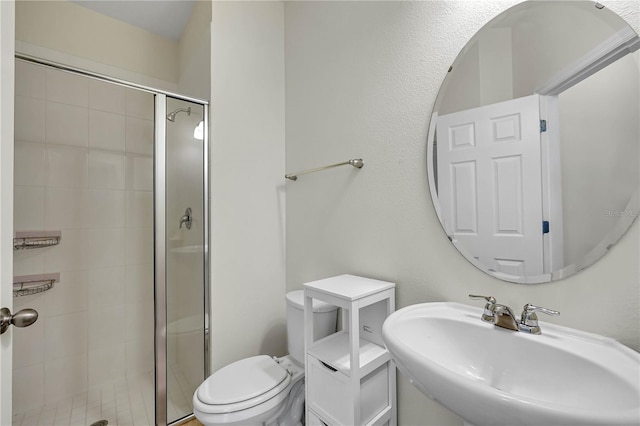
[308,331,389,377]
[304,274,397,426]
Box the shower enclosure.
[12,57,208,426]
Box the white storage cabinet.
[304,274,396,426]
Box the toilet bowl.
[193,290,337,426]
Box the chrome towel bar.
[285,159,364,181]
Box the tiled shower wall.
[12,60,155,414]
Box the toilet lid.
[196,355,291,412]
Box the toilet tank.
[285,290,337,365]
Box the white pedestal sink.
[382,302,640,426]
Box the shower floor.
[13,365,194,426]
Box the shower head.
[166,107,191,122]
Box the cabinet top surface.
[303,274,395,300]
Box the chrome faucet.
[469,295,559,334]
[491,304,520,331]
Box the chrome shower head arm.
[166,107,192,122]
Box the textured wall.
[284,1,639,425]
[210,1,287,372]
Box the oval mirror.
[427,1,639,284]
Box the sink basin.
[382,302,640,426]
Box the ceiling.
[72,0,196,41]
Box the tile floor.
[13,365,194,426]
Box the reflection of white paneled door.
[437,94,544,278]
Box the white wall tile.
[86,190,125,228]
[45,145,88,188]
[126,191,153,227]
[89,267,125,310]
[125,89,154,120]
[89,305,125,351]
[38,406,58,425]
[126,155,153,191]
[124,227,153,265]
[88,151,125,190]
[46,68,89,107]
[87,228,125,269]
[88,344,126,387]
[125,117,154,155]
[12,314,45,368]
[13,249,47,276]
[125,264,153,303]
[89,110,126,152]
[44,228,90,272]
[45,187,88,229]
[14,185,45,230]
[15,96,45,143]
[13,364,45,414]
[44,354,88,404]
[15,60,45,99]
[46,102,89,147]
[89,79,126,114]
[125,299,154,343]
[15,141,45,186]
[44,311,88,360]
[45,270,89,317]
[125,334,154,377]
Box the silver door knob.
[0,307,38,334]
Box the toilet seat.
[195,355,292,414]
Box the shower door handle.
[0,307,38,334]
[179,207,192,230]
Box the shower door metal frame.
[154,93,213,426]
[157,96,211,426]
[154,94,168,426]
[14,53,211,426]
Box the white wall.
[178,0,211,100]
[210,1,286,372]
[284,2,639,425]
[15,1,178,87]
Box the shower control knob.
[0,307,38,334]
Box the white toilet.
[193,290,337,426]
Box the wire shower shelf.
[13,273,60,297]
[13,231,61,250]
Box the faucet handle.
[468,294,497,323]
[469,294,496,303]
[520,304,560,334]
[523,304,560,317]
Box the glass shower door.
[12,59,156,426]
[164,97,206,423]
